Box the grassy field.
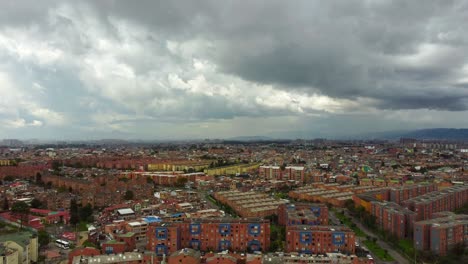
[363,240,395,261]
[398,239,415,257]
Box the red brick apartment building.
[95,158,157,170]
[0,163,48,179]
[414,212,468,256]
[121,171,209,186]
[285,226,355,254]
[402,185,468,221]
[388,183,437,205]
[259,165,305,182]
[101,232,136,254]
[278,203,328,226]
[370,201,416,239]
[147,218,270,256]
[42,174,90,193]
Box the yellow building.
[0,159,12,166]
[0,246,19,264]
[0,232,38,264]
[147,161,213,172]
[204,163,261,176]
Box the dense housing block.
[285,225,355,254]
[146,218,270,255]
[414,212,468,256]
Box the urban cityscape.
[1,138,468,263]
[2,1,468,264]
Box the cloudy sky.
[1,0,468,140]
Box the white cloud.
[0,71,65,128]
[0,1,467,139]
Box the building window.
[219,224,231,235]
[156,228,167,239]
[300,232,312,244]
[219,240,231,251]
[248,224,261,235]
[105,246,113,254]
[190,223,201,234]
[155,244,167,256]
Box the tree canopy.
[124,190,134,200]
[11,201,30,229]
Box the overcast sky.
[1,0,468,140]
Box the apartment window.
[105,247,113,254]
[190,223,201,234]
[155,228,167,239]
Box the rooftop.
[0,231,35,249]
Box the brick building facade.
[147,218,270,256]
[285,226,355,254]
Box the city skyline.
[1,0,468,140]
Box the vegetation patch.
[363,240,394,261]
[334,210,366,237]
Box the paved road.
[341,211,410,264]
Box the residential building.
[0,232,38,264]
[285,226,355,254]
[147,218,270,256]
[278,203,328,226]
[370,201,416,239]
[414,212,468,256]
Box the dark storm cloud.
[2,0,468,139]
[81,0,468,111]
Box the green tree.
[146,176,153,184]
[30,198,43,209]
[269,240,280,252]
[51,160,61,171]
[344,199,355,212]
[82,240,97,248]
[11,201,30,229]
[271,229,278,241]
[451,242,465,256]
[79,203,94,222]
[265,214,279,225]
[3,175,14,182]
[280,164,286,171]
[38,229,50,247]
[35,173,43,185]
[2,196,9,210]
[70,199,79,225]
[124,190,134,200]
[176,177,188,187]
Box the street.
[336,210,410,264]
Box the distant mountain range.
[5,128,468,144]
[378,128,468,141]
[226,136,275,141]
[337,128,468,141]
[229,128,468,141]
